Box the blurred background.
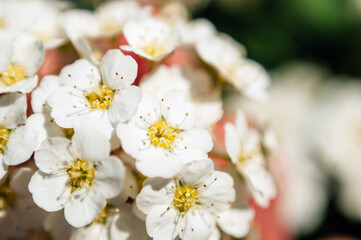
[59,0,361,239]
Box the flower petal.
[0,92,26,128]
[218,206,254,238]
[146,205,181,239]
[59,59,101,91]
[34,137,73,174]
[101,49,138,89]
[136,178,174,214]
[108,85,142,123]
[4,124,39,165]
[64,188,105,227]
[13,33,44,76]
[199,171,235,213]
[0,37,13,72]
[179,159,214,186]
[28,171,70,212]
[179,209,216,240]
[92,156,124,199]
[160,90,196,130]
[70,127,110,162]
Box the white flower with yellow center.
[0,34,44,94]
[28,129,125,227]
[116,89,213,178]
[196,33,270,101]
[225,110,276,208]
[0,92,40,179]
[136,159,235,240]
[47,49,141,140]
[140,65,223,129]
[121,17,180,61]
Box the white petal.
[179,210,216,240]
[243,158,277,208]
[146,206,180,239]
[0,37,13,72]
[224,123,240,164]
[34,137,73,173]
[48,86,90,128]
[74,110,114,140]
[93,156,124,199]
[160,90,196,130]
[108,86,142,123]
[28,171,70,212]
[136,178,174,214]
[0,75,38,94]
[101,49,138,89]
[26,111,65,145]
[135,148,183,178]
[175,128,213,161]
[31,75,60,113]
[3,124,39,165]
[218,207,254,238]
[70,128,110,161]
[59,59,101,91]
[64,188,105,227]
[179,159,214,186]
[130,90,160,126]
[13,33,44,76]
[199,171,235,213]
[0,92,26,128]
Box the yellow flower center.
[238,145,261,165]
[148,117,182,150]
[0,64,26,86]
[67,159,95,193]
[0,127,10,153]
[142,40,167,58]
[0,185,16,218]
[84,85,114,110]
[94,204,110,225]
[173,183,199,214]
[62,128,74,139]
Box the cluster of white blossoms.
[0,0,277,239]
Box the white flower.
[48,49,141,140]
[196,33,270,101]
[225,110,276,208]
[0,34,44,94]
[61,3,151,63]
[136,159,235,240]
[140,65,223,128]
[116,89,213,178]
[0,92,39,178]
[28,129,125,227]
[0,168,46,239]
[121,17,180,61]
[0,0,67,49]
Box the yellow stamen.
[173,183,198,214]
[67,159,95,193]
[0,64,25,86]
[84,85,114,110]
[0,127,10,153]
[148,117,182,150]
[142,40,167,58]
[94,203,110,225]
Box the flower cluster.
[0,0,277,239]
